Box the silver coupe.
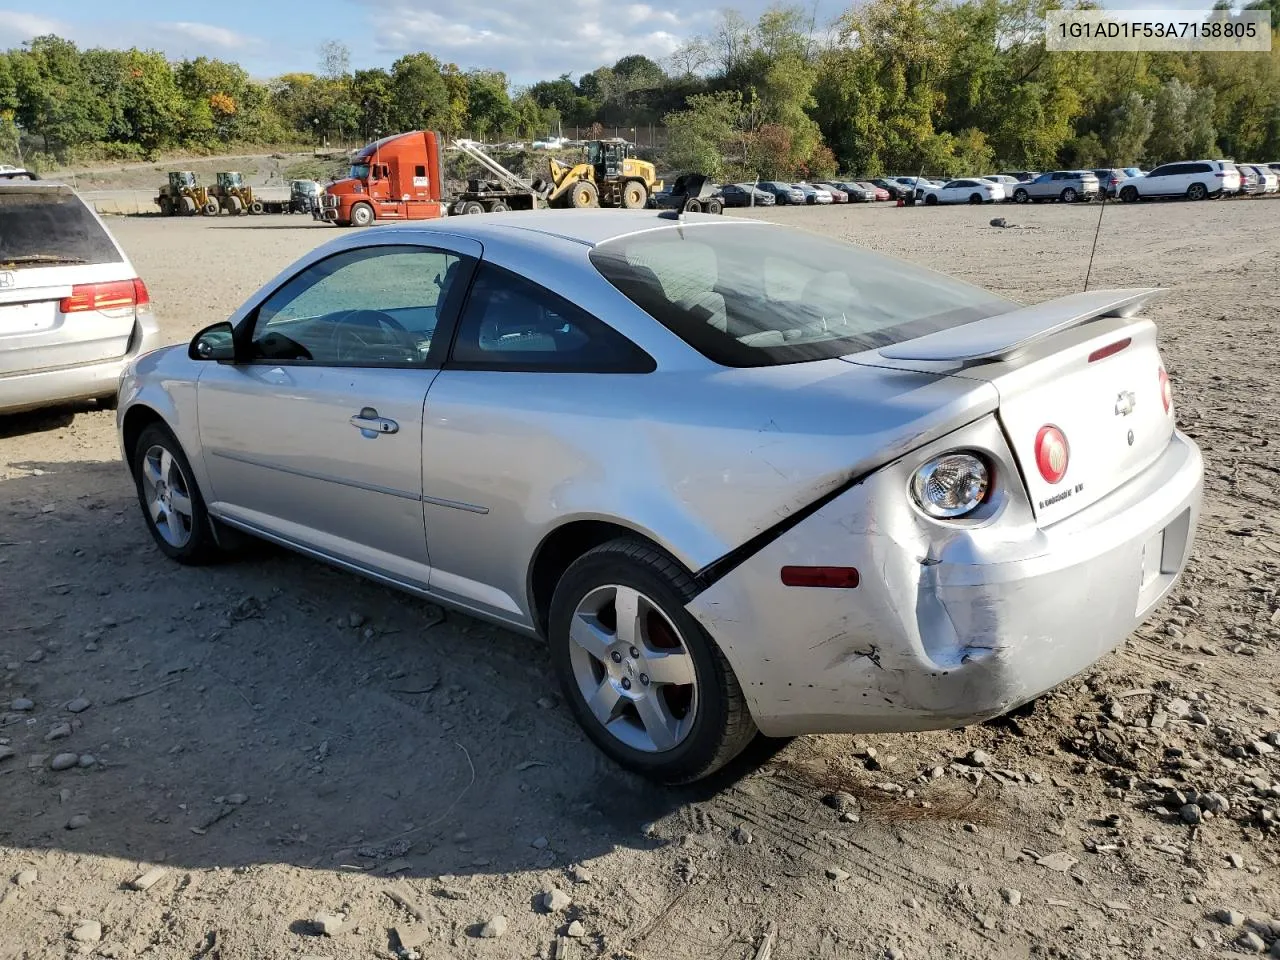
[117,211,1204,783]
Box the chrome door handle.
[350,407,398,436]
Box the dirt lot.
[2,199,1278,960]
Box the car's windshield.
[350,163,371,180]
[0,189,122,268]
[589,222,1015,367]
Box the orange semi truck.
[315,130,540,226]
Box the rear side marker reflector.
[781,566,860,588]
[1088,337,1131,363]
[60,279,146,314]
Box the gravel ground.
[2,198,1278,960]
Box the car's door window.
[1147,165,1171,178]
[248,245,467,366]
[449,262,654,373]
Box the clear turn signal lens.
[910,453,991,519]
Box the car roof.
[359,209,766,249]
[0,180,73,195]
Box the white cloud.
[151,22,259,51]
[0,11,66,46]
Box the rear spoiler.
[877,288,1165,363]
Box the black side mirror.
[189,321,237,362]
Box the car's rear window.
[0,190,122,268]
[589,222,1016,367]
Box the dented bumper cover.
[685,415,1203,737]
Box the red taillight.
[1088,337,1131,363]
[1159,367,1172,413]
[780,566,860,588]
[1034,425,1069,484]
[59,280,138,314]
[132,277,151,309]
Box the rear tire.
[488,201,509,213]
[924,194,938,205]
[201,200,218,216]
[130,424,223,566]
[622,181,648,209]
[706,198,723,215]
[249,200,264,215]
[350,202,375,226]
[461,201,485,215]
[1187,182,1207,201]
[548,539,757,784]
[969,193,983,204]
[1060,187,1078,203]
[684,199,703,213]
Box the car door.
[419,260,656,626]
[1029,173,1054,198]
[196,239,480,585]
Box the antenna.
[1083,185,1108,292]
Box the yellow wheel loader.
[537,139,662,210]
[210,172,265,215]
[155,172,219,216]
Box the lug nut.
[629,647,640,659]
[639,673,649,686]
[620,677,632,690]
[610,651,622,663]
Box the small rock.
[225,793,248,805]
[1000,888,1022,906]
[1251,740,1276,756]
[25,650,44,663]
[569,865,593,884]
[0,746,14,762]
[50,753,78,771]
[541,888,571,912]
[965,749,991,767]
[66,814,90,830]
[1227,853,1244,869]
[536,696,557,710]
[531,836,549,849]
[1215,908,1245,926]
[478,915,508,939]
[1180,803,1203,825]
[1237,930,1266,952]
[70,921,102,943]
[438,886,471,901]
[348,612,366,628]
[565,920,585,938]
[822,791,858,813]
[1167,697,1192,718]
[1192,935,1207,949]
[45,723,72,742]
[129,867,167,892]
[1202,792,1230,814]
[10,698,34,712]
[14,870,37,887]
[825,866,851,882]
[1036,852,1078,872]
[394,924,431,950]
[311,912,345,937]
[78,755,96,768]
[731,826,753,845]
[65,698,91,714]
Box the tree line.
[1,0,1277,178]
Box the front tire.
[924,194,938,205]
[130,424,222,565]
[1013,188,1029,203]
[548,539,757,784]
[622,181,648,209]
[570,180,599,208]
[350,202,375,226]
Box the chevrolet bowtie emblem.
[1114,390,1136,417]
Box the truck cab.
[318,131,446,226]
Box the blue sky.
[3,0,1218,86]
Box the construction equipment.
[448,139,541,215]
[209,172,264,215]
[155,172,218,217]
[288,179,323,214]
[537,139,662,210]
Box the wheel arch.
[526,518,699,637]
[122,403,167,464]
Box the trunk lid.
[846,288,1175,525]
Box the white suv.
[1116,160,1241,202]
[1,182,160,414]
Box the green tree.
[465,69,512,138]
[664,90,745,179]
[389,53,449,133]
[352,68,392,140]
[1104,91,1154,164]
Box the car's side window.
[248,245,466,366]
[449,262,654,373]
[1148,165,1170,178]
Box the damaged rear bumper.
[685,417,1203,738]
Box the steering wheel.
[329,310,419,361]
